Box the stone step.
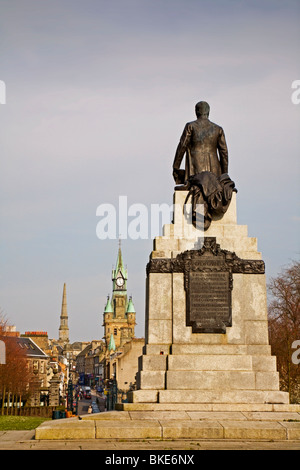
[34,407,300,441]
[117,402,300,413]
[214,236,258,254]
[137,368,280,391]
[128,388,290,405]
[167,354,253,371]
[166,370,255,390]
[166,370,280,391]
[171,344,248,355]
[163,222,249,239]
[145,344,273,354]
[158,389,290,405]
[137,370,165,390]
[139,353,273,372]
[139,354,167,371]
[170,344,272,355]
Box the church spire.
[115,238,124,272]
[59,283,69,344]
[108,333,116,352]
[112,239,127,293]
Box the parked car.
[84,391,91,399]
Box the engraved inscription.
[187,271,231,333]
[146,237,264,334]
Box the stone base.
[35,408,300,441]
[128,389,290,405]
[116,402,300,412]
[132,191,291,411]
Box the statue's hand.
[173,168,180,183]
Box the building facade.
[76,340,105,387]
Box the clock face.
[116,277,124,287]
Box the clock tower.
[103,243,136,350]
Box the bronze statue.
[172,101,236,230]
[173,101,228,183]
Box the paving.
[0,429,300,450]
[1,397,299,450]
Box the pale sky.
[0,0,299,341]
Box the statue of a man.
[172,101,236,230]
[173,101,228,185]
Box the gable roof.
[1,336,49,358]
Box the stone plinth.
[49,375,61,407]
[35,408,300,441]
[34,193,300,442]
[129,191,290,407]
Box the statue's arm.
[217,128,229,174]
[172,123,192,182]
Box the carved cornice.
[147,237,265,276]
[146,237,265,334]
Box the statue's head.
[195,101,210,118]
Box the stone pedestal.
[34,191,300,441]
[129,191,290,408]
[30,376,42,407]
[49,375,61,407]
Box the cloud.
[0,0,299,341]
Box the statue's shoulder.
[208,119,219,128]
[185,119,223,134]
[208,120,224,134]
[185,119,198,129]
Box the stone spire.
[112,239,128,293]
[108,333,116,352]
[59,283,69,344]
[126,296,136,313]
[104,295,113,313]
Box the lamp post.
[66,371,73,413]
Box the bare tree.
[0,311,8,335]
[268,260,300,403]
[0,316,33,414]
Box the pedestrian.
[88,405,92,414]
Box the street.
[77,389,106,416]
